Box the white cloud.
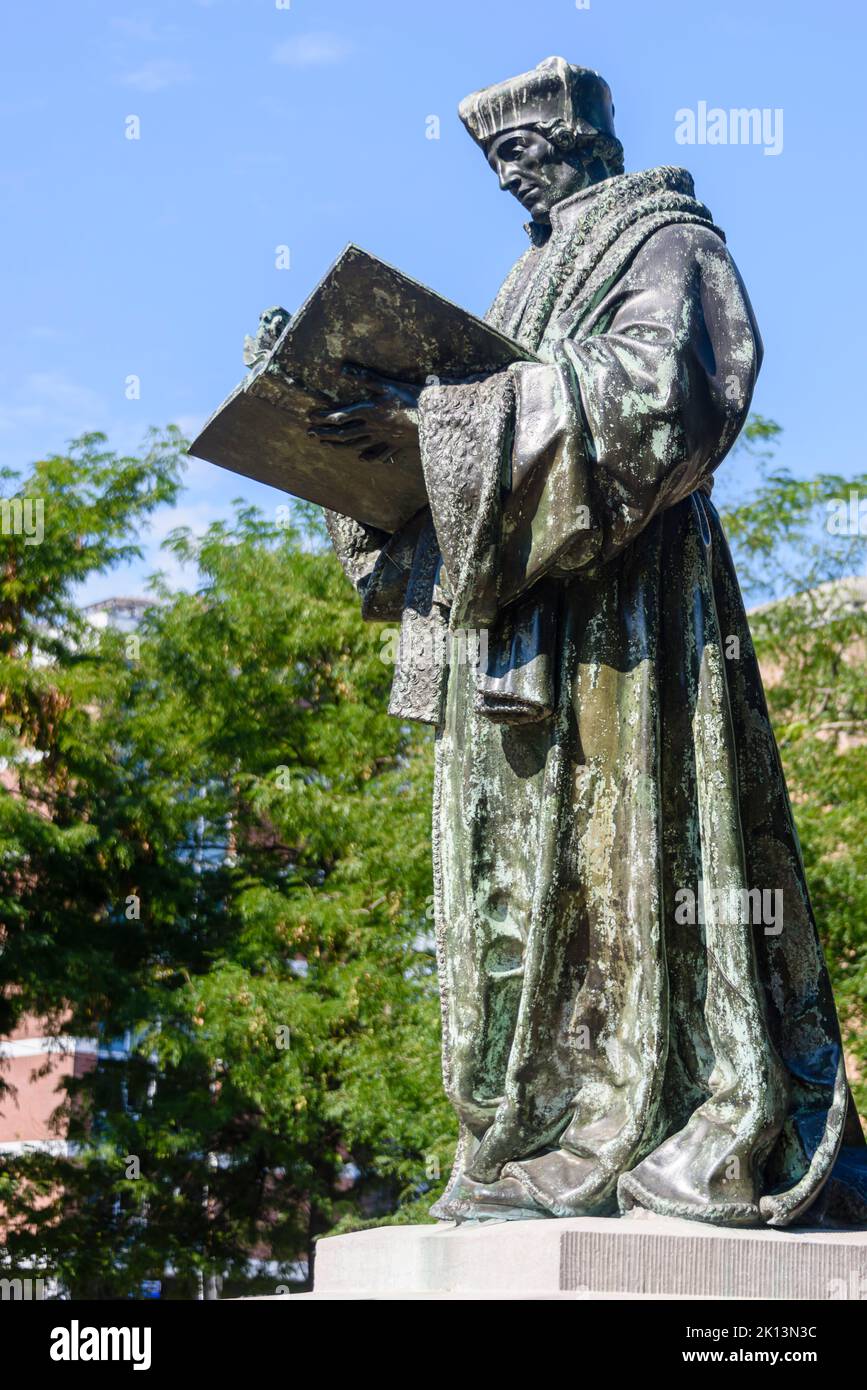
[27,326,66,343]
[0,371,159,472]
[173,414,206,441]
[110,17,162,42]
[148,497,224,543]
[0,372,104,435]
[119,59,192,93]
[272,32,351,68]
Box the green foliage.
[0,442,452,1297]
[720,423,867,1109]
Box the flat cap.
[459,56,616,148]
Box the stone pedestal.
[301,1211,867,1300]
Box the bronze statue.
[310,57,867,1228]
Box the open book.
[189,245,536,533]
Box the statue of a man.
[311,57,867,1227]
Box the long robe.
[328,166,867,1227]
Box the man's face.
[486,127,588,222]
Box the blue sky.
[2,0,864,602]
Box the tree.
[719,418,867,1112]
[0,427,185,1050]
[0,439,453,1297]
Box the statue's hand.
[340,364,422,414]
[307,399,387,452]
[306,365,421,460]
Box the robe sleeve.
[324,508,428,622]
[498,222,762,603]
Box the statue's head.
[459,57,623,226]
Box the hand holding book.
[190,245,536,532]
[307,366,422,464]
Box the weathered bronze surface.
[250,56,867,1227]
